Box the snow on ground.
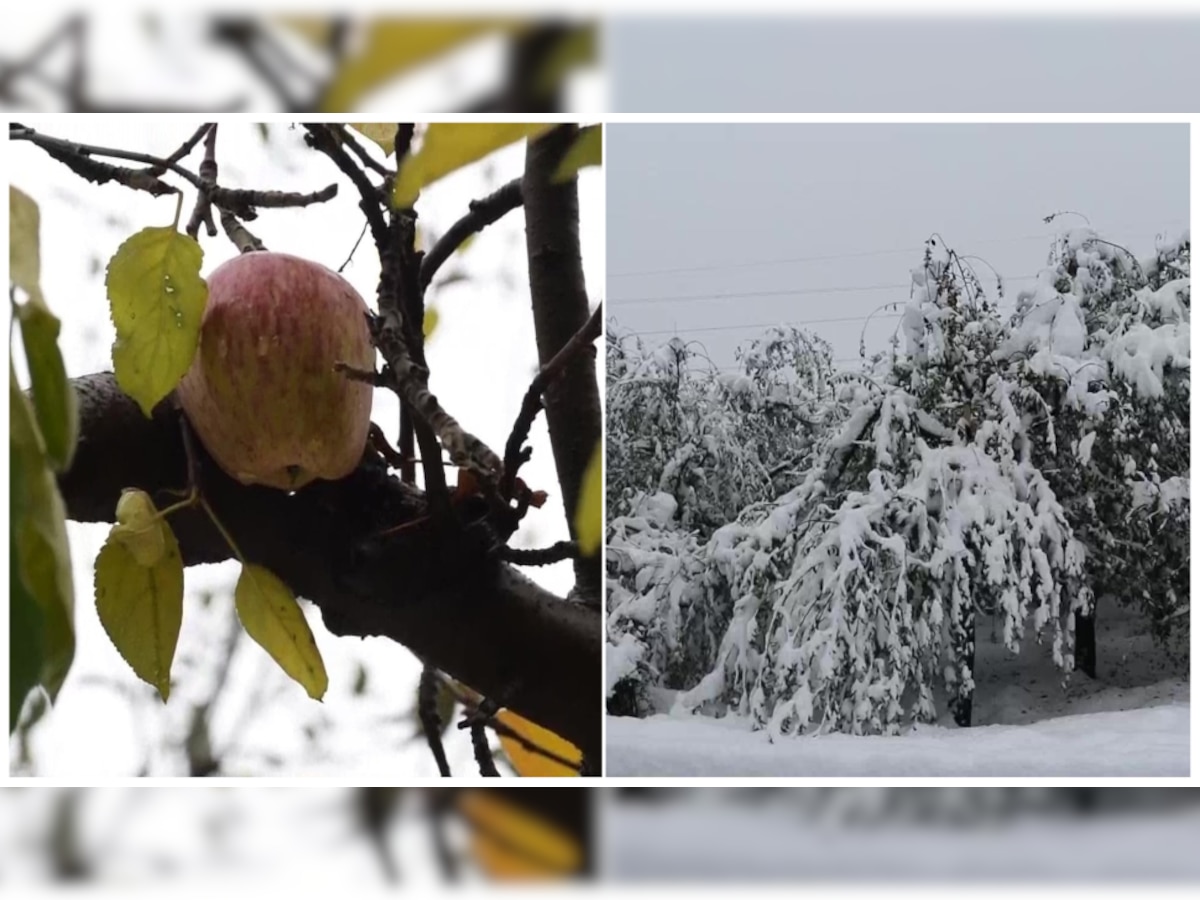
[608,597,1188,776]
[605,802,1200,881]
[963,596,1188,728]
[606,703,1187,776]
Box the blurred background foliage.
[0,13,600,113]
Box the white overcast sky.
[9,119,603,777]
[610,15,1200,112]
[608,123,1189,370]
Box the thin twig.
[501,302,602,499]
[302,124,389,246]
[208,182,338,220]
[219,210,265,254]
[0,15,80,88]
[471,723,500,777]
[418,666,453,778]
[145,123,213,176]
[429,798,460,881]
[367,422,407,471]
[419,178,523,290]
[209,19,308,112]
[339,220,369,273]
[333,361,387,387]
[186,124,219,239]
[332,124,394,178]
[11,123,206,188]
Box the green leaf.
[235,564,328,700]
[10,362,75,700]
[394,123,553,208]
[10,530,46,732]
[10,185,43,303]
[105,226,207,417]
[94,503,184,702]
[573,441,602,556]
[11,186,79,471]
[16,300,79,472]
[319,21,505,113]
[553,125,602,183]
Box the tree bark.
[523,125,602,603]
[57,372,601,763]
[951,606,976,728]
[1075,605,1098,679]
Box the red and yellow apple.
[177,251,375,490]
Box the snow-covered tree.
[685,242,1089,734]
[605,324,839,714]
[609,227,1187,736]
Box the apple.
[177,251,375,490]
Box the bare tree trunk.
[523,125,602,605]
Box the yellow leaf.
[534,25,598,96]
[573,441,602,556]
[11,362,75,700]
[235,564,328,700]
[351,123,399,156]
[112,489,168,567]
[553,125,602,183]
[394,123,553,208]
[496,709,582,777]
[320,21,508,113]
[94,509,184,701]
[105,226,207,417]
[423,305,440,341]
[274,15,336,47]
[459,790,583,879]
[9,185,42,303]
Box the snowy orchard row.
[606,229,1190,737]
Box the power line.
[612,274,1036,307]
[714,357,866,372]
[613,281,908,306]
[610,244,933,279]
[610,235,1056,279]
[608,222,1189,280]
[637,313,904,337]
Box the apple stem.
[198,495,247,566]
[171,192,184,230]
[156,487,199,519]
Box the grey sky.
[610,17,1200,112]
[608,124,1189,370]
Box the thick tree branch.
[523,126,602,602]
[57,372,600,763]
